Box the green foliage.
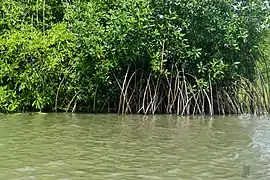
[0,0,269,114]
[0,23,77,111]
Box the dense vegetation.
[0,0,269,115]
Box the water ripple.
[0,114,269,180]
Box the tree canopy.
[0,0,269,114]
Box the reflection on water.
[0,113,269,180]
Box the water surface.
[0,114,269,180]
